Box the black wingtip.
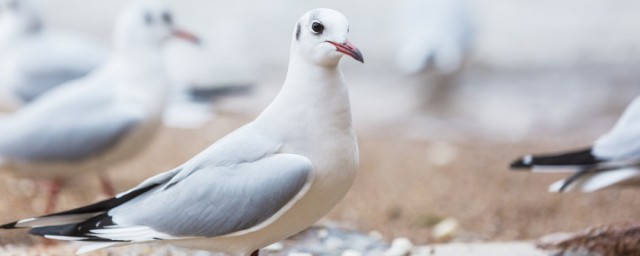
[0,221,18,229]
[28,213,117,240]
[2,184,159,234]
[509,148,600,169]
[29,224,73,237]
[29,220,129,242]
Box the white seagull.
[511,96,640,192]
[0,0,199,213]
[1,8,363,256]
[0,0,108,111]
[394,0,473,75]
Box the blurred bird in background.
[162,49,254,130]
[161,2,257,130]
[393,0,474,114]
[511,95,640,193]
[0,0,199,213]
[0,0,107,111]
[394,0,473,75]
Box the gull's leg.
[251,250,260,256]
[559,166,593,192]
[99,174,116,197]
[44,179,62,214]
[39,179,62,246]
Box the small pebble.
[324,236,343,250]
[288,252,313,256]
[432,218,460,242]
[384,237,413,256]
[342,249,363,256]
[426,142,458,166]
[318,228,330,238]
[369,230,384,240]
[264,242,284,251]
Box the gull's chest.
[282,129,359,204]
[283,122,357,164]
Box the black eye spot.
[310,21,324,34]
[144,11,153,25]
[162,12,173,25]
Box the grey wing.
[11,31,107,102]
[593,96,640,160]
[112,153,313,237]
[0,96,144,162]
[69,153,313,241]
[13,68,93,102]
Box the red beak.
[327,40,364,63]
[173,28,201,46]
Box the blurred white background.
[42,0,640,141]
[45,0,640,66]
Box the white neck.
[255,50,353,139]
[107,50,168,112]
[115,41,164,61]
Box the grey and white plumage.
[0,81,142,163]
[0,0,108,110]
[394,0,473,75]
[511,96,640,192]
[1,8,363,256]
[0,0,198,208]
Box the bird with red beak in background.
[0,0,199,215]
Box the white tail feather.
[43,235,85,241]
[548,168,640,193]
[581,168,640,192]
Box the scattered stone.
[537,222,640,256]
[283,223,388,255]
[384,237,413,256]
[368,231,384,241]
[0,222,389,256]
[341,249,362,256]
[432,218,460,242]
[318,228,330,239]
[264,242,284,251]
[0,221,545,256]
[287,252,313,256]
[414,242,545,256]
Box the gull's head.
[292,8,363,67]
[114,1,199,53]
[0,0,42,35]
